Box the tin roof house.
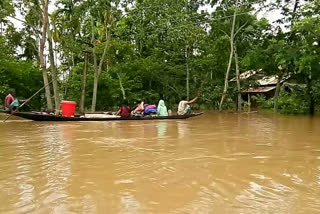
[230,69,289,97]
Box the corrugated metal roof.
[257,75,290,86]
[257,75,278,86]
[243,86,276,93]
[230,69,263,82]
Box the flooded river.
[0,112,319,213]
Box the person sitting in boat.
[177,95,199,115]
[157,100,168,116]
[4,89,20,113]
[132,100,144,116]
[116,100,131,118]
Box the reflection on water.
[0,112,319,213]
[157,122,168,138]
[177,121,190,139]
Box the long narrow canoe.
[2,111,203,121]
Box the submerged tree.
[39,0,53,111]
[47,18,60,114]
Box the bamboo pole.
[3,79,55,122]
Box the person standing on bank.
[177,95,199,115]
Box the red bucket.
[61,101,76,117]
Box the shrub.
[261,88,309,114]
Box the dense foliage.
[0,0,319,113]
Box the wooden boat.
[1,111,203,121]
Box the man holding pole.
[4,89,19,113]
[4,89,28,113]
[177,95,199,115]
[3,80,53,122]
[177,75,206,115]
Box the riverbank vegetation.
[0,0,319,114]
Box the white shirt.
[177,101,188,115]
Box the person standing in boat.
[4,89,20,113]
[177,95,199,115]
[116,100,131,118]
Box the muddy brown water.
[0,112,319,213]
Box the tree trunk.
[274,72,283,112]
[90,17,98,111]
[91,67,99,112]
[219,1,238,111]
[91,18,110,112]
[79,53,88,114]
[210,68,213,87]
[234,44,241,112]
[185,45,190,100]
[63,60,71,99]
[309,91,315,115]
[39,0,53,112]
[248,94,251,113]
[117,72,126,100]
[47,22,60,115]
[292,0,300,20]
[307,75,315,115]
